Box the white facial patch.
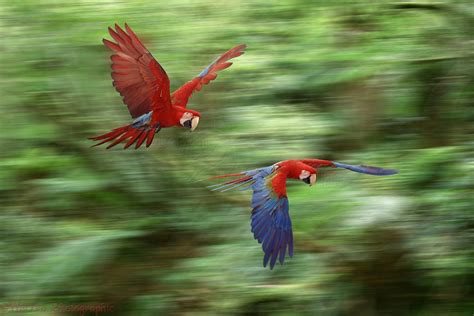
[180,112,193,126]
[299,170,311,180]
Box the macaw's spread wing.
[104,24,171,118]
[209,166,293,269]
[251,171,293,269]
[171,44,246,107]
[333,162,398,176]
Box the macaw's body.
[210,159,398,269]
[90,23,246,149]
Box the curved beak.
[190,116,200,131]
[309,174,316,186]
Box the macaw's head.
[299,169,317,186]
[278,160,317,186]
[178,109,201,131]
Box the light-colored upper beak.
[190,116,200,131]
[309,174,316,186]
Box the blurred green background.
[1,0,473,315]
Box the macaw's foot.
[152,124,161,133]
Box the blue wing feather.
[210,164,293,269]
[198,54,221,78]
[198,63,213,78]
[333,162,398,176]
[249,170,293,269]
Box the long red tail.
[89,124,160,149]
[207,172,255,192]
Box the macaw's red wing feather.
[104,23,171,118]
[171,44,247,108]
[299,159,335,168]
[89,124,161,149]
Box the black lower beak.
[183,120,192,129]
[302,177,311,185]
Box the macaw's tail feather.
[333,162,398,176]
[208,173,255,192]
[208,173,246,180]
[89,124,161,149]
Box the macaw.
[209,159,397,269]
[90,23,246,149]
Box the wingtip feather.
[108,26,117,37]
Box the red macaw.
[209,159,398,269]
[90,24,246,149]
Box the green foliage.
[0,0,473,315]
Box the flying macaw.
[209,159,397,269]
[90,24,246,149]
